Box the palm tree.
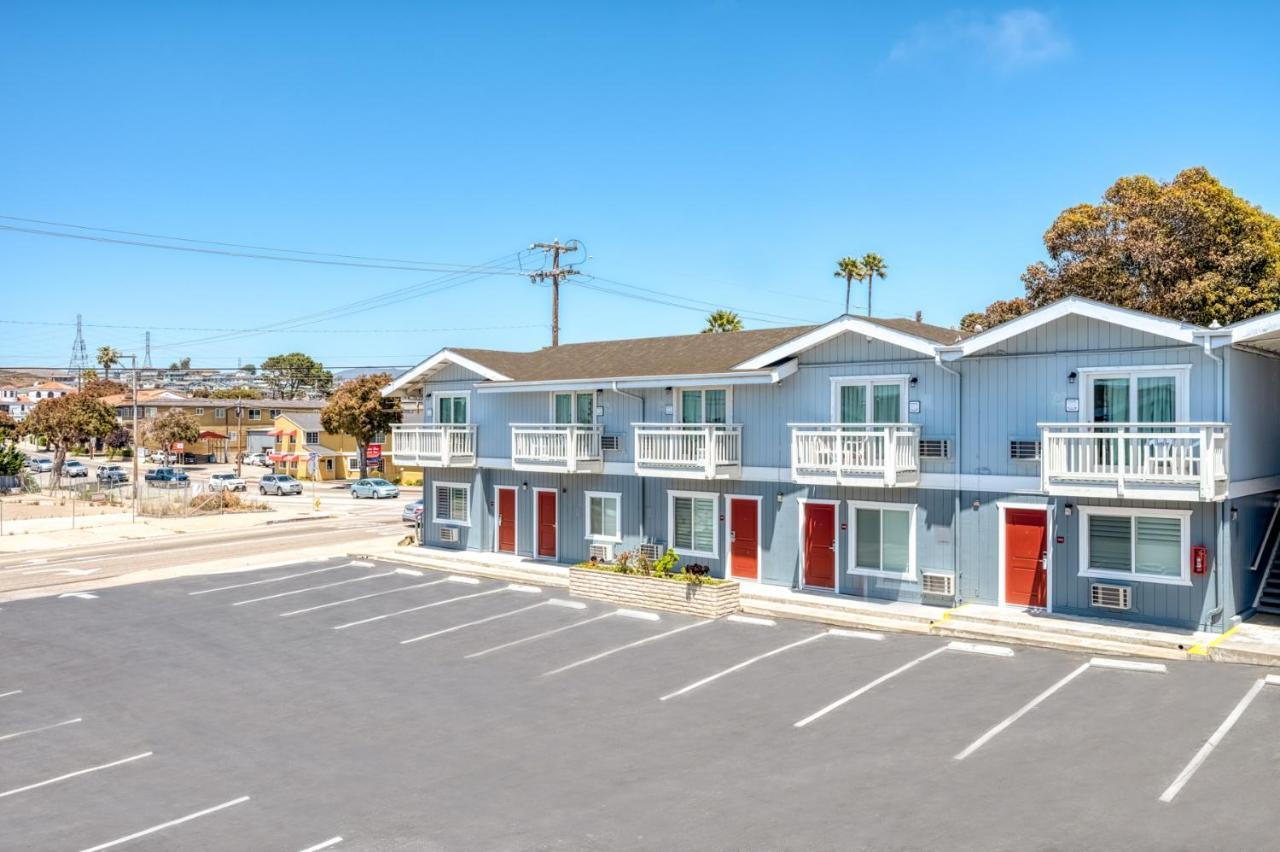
[833,257,866,315]
[702,309,744,333]
[860,253,888,317]
[96,345,120,380]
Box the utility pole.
[529,240,582,347]
[123,353,139,522]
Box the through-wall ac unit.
[921,572,954,597]
[1009,439,1042,461]
[589,542,614,562]
[439,526,460,543]
[1090,582,1131,611]
[601,434,623,452]
[638,542,663,560]
[919,439,951,460]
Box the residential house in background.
[0,379,77,422]
[384,297,1280,635]
[269,412,420,485]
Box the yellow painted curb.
[932,603,968,626]
[1188,624,1240,656]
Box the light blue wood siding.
[1226,347,1280,481]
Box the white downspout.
[935,354,962,603]
[612,382,646,544]
[1201,333,1226,625]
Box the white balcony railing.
[1039,422,1229,501]
[632,423,742,479]
[789,424,921,487]
[511,424,604,473]
[390,424,477,468]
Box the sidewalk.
[359,542,1280,666]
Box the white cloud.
[889,9,1071,70]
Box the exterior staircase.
[1252,499,1280,615]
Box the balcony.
[633,423,742,479]
[1039,422,1229,501]
[511,424,604,474]
[390,424,477,468]
[789,424,921,487]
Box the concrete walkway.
[354,542,1280,666]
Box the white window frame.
[145,407,158,418]
[248,408,262,421]
[269,409,281,419]
[1076,365,1191,423]
[194,407,204,416]
[433,391,470,424]
[305,431,320,444]
[668,490,719,558]
[550,391,596,425]
[432,481,472,527]
[829,375,910,423]
[846,500,917,581]
[584,490,622,543]
[215,407,226,418]
[345,456,359,471]
[1077,504,1192,586]
[673,387,732,424]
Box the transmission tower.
[68,313,90,383]
[143,331,153,369]
[529,240,582,347]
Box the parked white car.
[63,460,89,478]
[208,473,247,492]
[242,452,270,467]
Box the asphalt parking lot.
[2,558,1278,850]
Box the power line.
[572,274,818,326]
[528,240,583,346]
[0,318,547,335]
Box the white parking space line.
[0,751,153,801]
[400,601,550,645]
[394,567,423,576]
[333,588,505,630]
[0,690,21,700]
[1159,678,1268,803]
[298,837,343,852]
[0,717,82,743]
[794,646,950,729]
[544,619,713,676]
[465,612,617,659]
[232,571,395,606]
[77,795,251,852]
[953,662,1092,760]
[726,614,776,627]
[827,628,885,641]
[661,633,827,701]
[279,579,449,617]
[189,563,351,595]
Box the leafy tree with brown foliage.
[966,167,1280,332]
[81,378,130,398]
[0,410,15,439]
[19,394,117,478]
[145,409,200,455]
[960,297,1034,333]
[321,373,401,479]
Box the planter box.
[569,566,740,618]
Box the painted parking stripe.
[1159,678,1267,803]
[794,646,950,729]
[827,628,885,641]
[953,662,1092,760]
[725,614,775,627]
[544,619,713,676]
[0,690,20,700]
[465,612,617,659]
[189,563,351,595]
[0,717,82,743]
[947,641,1015,658]
[661,633,827,701]
[400,601,549,645]
[615,609,660,621]
[78,795,250,852]
[298,838,343,852]
[279,579,449,617]
[232,571,395,606]
[333,588,505,630]
[0,751,153,801]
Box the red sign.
[171,441,185,451]
[365,443,382,460]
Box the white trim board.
[735,317,940,369]
[474,362,798,394]
[1077,504,1193,587]
[846,499,918,582]
[584,490,622,543]
[383,349,511,396]
[668,491,720,559]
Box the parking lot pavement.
[2,558,1279,849]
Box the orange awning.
[197,430,228,440]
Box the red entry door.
[536,490,557,559]
[496,488,516,554]
[803,503,836,589]
[1005,509,1048,608]
[729,498,759,580]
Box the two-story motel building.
[383,297,1280,634]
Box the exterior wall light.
[776,491,784,504]
[1068,371,1078,384]
[909,376,918,387]
[1064,504,1074,516]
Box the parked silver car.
[351,478,399,499]
[402,499,424,522]
[26,457,53,473]
[259,474,303,496]
[63,460,89,477]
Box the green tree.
[860,253,888,317]
[261,353,332,399]
[19,394,117,479]
[971,167,1280,329]
[701,309,744,333]
[833,257,866,315]
[168,357,192,371]
[242,363,257,375]
[96,346,120,380]
[145,408,200,456]
[207,386,263,400]
[321,373,402,479]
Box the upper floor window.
[305,431,320,444]
[676,388,728,424]
[1079,366,1189,425]
[248,409,262,421]
[553,392,594,425]
[269,409,281,419]
[437,393,468,424]
[831,377,908,424]
[145,407,158,418]
[194,407,204,416]
[215,407,226,418]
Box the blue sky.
[3,2,1278,370]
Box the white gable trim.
[382,349,511,397]
[1221,311,1280,347]
[733,316,939,369]
[945,297,1201,359]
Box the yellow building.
[268,413,422,485]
